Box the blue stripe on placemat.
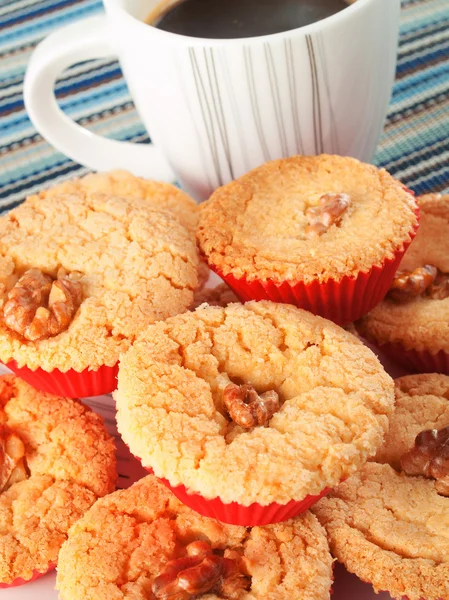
[0,0,448,213]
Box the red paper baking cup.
[368,342,449,375]
[4,360,118,398]
[0,562,56,588]
[144,467,330,526]
[206,205,419,326]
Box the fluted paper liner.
[206,206,419,326]
[4,360,118,398]
[143,466,331,526]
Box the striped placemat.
[1,0,449,213]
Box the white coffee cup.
[24,0,400,200]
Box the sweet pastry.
[356,193,449,374]
[313,373,449,600]
[56,475,333,600]
[197,155,419,324]
[116,301,394,525]
[0,374,116,587]
[0,189,199,397]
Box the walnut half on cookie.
[222,382,280,429]
[0,424,27,492]
[3,268,83,341]
[305,192,351,237]
[400,427,449,496]
[151,540,249,599]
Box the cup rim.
[111,0,378,45]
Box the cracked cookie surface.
[197,155,418,284]
[0,190,199,371]
[56,475,333,600]
[357,194,449,353]
[313,463,449,600]
[116,301,394,506]
[32,169,199,236]
[0,374,116,584]
[31,170,210,290]
[313,373,449,600]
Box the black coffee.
[149,0,351,39]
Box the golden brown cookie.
[56,475,333,600]
[0,374,116,585]
[197,155,418,285]
[313,373,449,600]
[116,301,394,510]
[357,194,449,354]
[0,190,199,373]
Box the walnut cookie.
[197,155,418,324]
[356,193,449,372]
[0,374,116,586]
[116,301,394,525]
[313,373,449,600]
[56,475,333,600]
[0,190,199,376]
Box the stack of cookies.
[0,155,447,600]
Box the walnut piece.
[0,423,28,492]
[400,426,449,496]
[427,271,449,300]
[152,541,248,600]
[388,265,438,303]
[3,268,83,341]
[223,383,280,429]
[305,193,351,237]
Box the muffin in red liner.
[116,301,394,527]
[0,563,56,589]
[357,193,449,371]
[314,374,449,600]
[0,375,116,587]
[146,465,331,526]
[57,475,334,600]
[210,240,410,325]
[4,360,119,398]
[0,188,199,398]
[197,155,419,325]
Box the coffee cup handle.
[23,15,175,182]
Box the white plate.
[0,328,405,600]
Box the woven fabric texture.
[0,0,448,213]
